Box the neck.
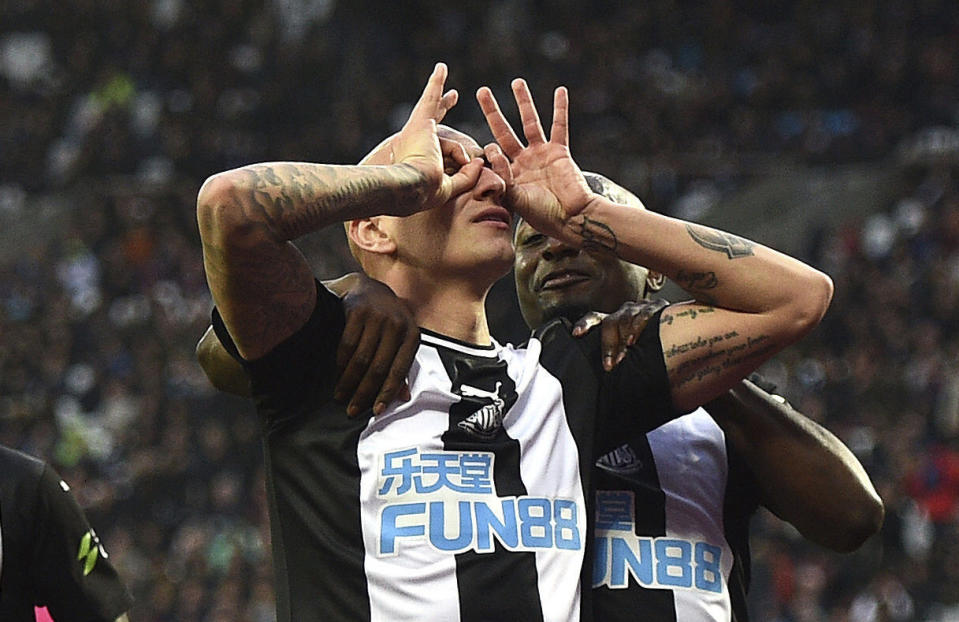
[382,269,494,345]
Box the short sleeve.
[32,466,132,621]
[595,308,683,450]
[212,279,346,420]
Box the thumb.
[446,157,484,196]
[572,311,605,336]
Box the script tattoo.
[570,215,618,252]
[666,330,777,389]
[686,224,755,259]
[660,306,716,326]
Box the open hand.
[332,274,419,417]
[476,79,594,236]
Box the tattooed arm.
[478,80,833,411]
[197,64,482,359]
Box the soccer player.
[514,172,884,621]
[200,171,882,620]
[0,445,132,622]
[196,64,832,621]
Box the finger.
[439,136,469,166]
[628,310,647,346]
[476,86,524,157]
[409,62,448,122]
[571,311,604,336]
[335,307,367,393]
[447,158,485,196]
[484,143,513,186]
[511,78,547,146]
[349,322,406,417]
[627,310,651,346]
[336,323,382,414]
[551,86,570,146]
[617,310,635,357]
[600,315,622,371]
[371,325,420,415]
[437,88,458,121]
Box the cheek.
[513,254,535,286]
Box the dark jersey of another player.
[213,281,675,622]
[0,446,132,622]
[591,408,760,621]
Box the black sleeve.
[593,308,683,451]
[32,466,132,622]
[212,279,347,422]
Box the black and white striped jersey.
[592,408,760,622]
[213,282,674,622]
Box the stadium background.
[2,1,958,620]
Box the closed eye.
[520,233,545,247]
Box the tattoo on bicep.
[674,269,718,290]
[204,237,316,351]
[686,224,755,259]
[667,331,777,389]
[660,306,716,326]
[570,215,617,252]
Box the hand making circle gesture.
[388,63,484,214]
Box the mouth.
[471,207,512,228]
[538,269,593,291]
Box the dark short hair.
[582,172,645,209]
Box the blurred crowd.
[1,0,957,620]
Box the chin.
[542,301,592,324]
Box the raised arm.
[579,305,884,550]
[708,379,884,551]
[198,273,419,415]
[198,63,482,360]
[477,80,833,412]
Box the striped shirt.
[214,282,674,621]
[592,409,759,621]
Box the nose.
[472,166,506,201]
[542,236,578,261]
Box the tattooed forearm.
[568,215,618,252]
[233,162,427,241]
[686,224,755,259]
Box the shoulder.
[0,445,45,490]
[531,318,597,369]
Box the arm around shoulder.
[709,379,884,552]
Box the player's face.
[513,219,649,328]
[388,128,515,284]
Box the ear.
[645,270,666,293]
[347,217,396,255]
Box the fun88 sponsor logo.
[592,490,723,593]
[377,448,582,556]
